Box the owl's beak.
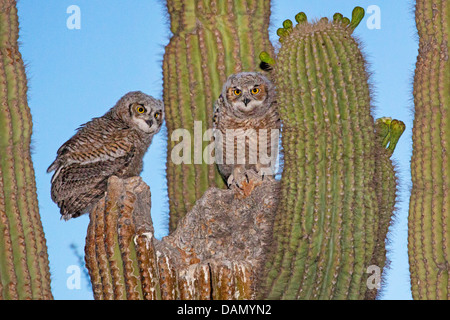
[145,119,153,127]
[243,97,251,106]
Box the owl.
[213,72,280,188]
[47,91,164,220]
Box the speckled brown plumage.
[213,72,280,187]
[47,91,164,220]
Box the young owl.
[47,91,164,220]
[213,72,280,188]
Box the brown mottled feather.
[48,91,164,220]
[213,73,280,183]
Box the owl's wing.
[53,151,136,219]
[48,129,138,204]
[48,123,130,171]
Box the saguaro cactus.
[0,0,52,299]
[163,0,274,231]
[409,0,450,300]
[258,8,402,299]
[85,176,279,300]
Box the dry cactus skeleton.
[85,176,280,300]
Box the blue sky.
[17,1,416,300]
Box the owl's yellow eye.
[251,88,260,95]
[155,112,161,120]
[233,89,242,96]
[136,106,146,114]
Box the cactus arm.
[258,8,399,300]
[1,8,31,300]
[372,117,403,287]
[0,46,20,300]
[0,0,52,299]
[409,0,450,299]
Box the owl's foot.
[227,165,244,188]
[228,168,264,197]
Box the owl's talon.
[227,172,246,190]
[231,169,264,197]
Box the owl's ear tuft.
[128,103,134,118]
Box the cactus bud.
[333,12,343,23]
[295,12,307,24]
[283,19,293,33]
[349,6,365,31]
[387,120,406,154]
[342,17,351,26]
[259,51,275,65]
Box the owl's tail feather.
[59,183,106,220]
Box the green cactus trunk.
[409,0,450,300]
[163,0,273,231]
[259,10,398,299]
[0,0,52,299]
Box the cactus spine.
[0,0,52,299]
[163,0,273,231]
[409,0,450,299]
[259,8,401,299]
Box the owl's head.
[114,91,164,134]
[222,72,274,117]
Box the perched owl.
[47,91,164,220]
[213,72,280,188]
